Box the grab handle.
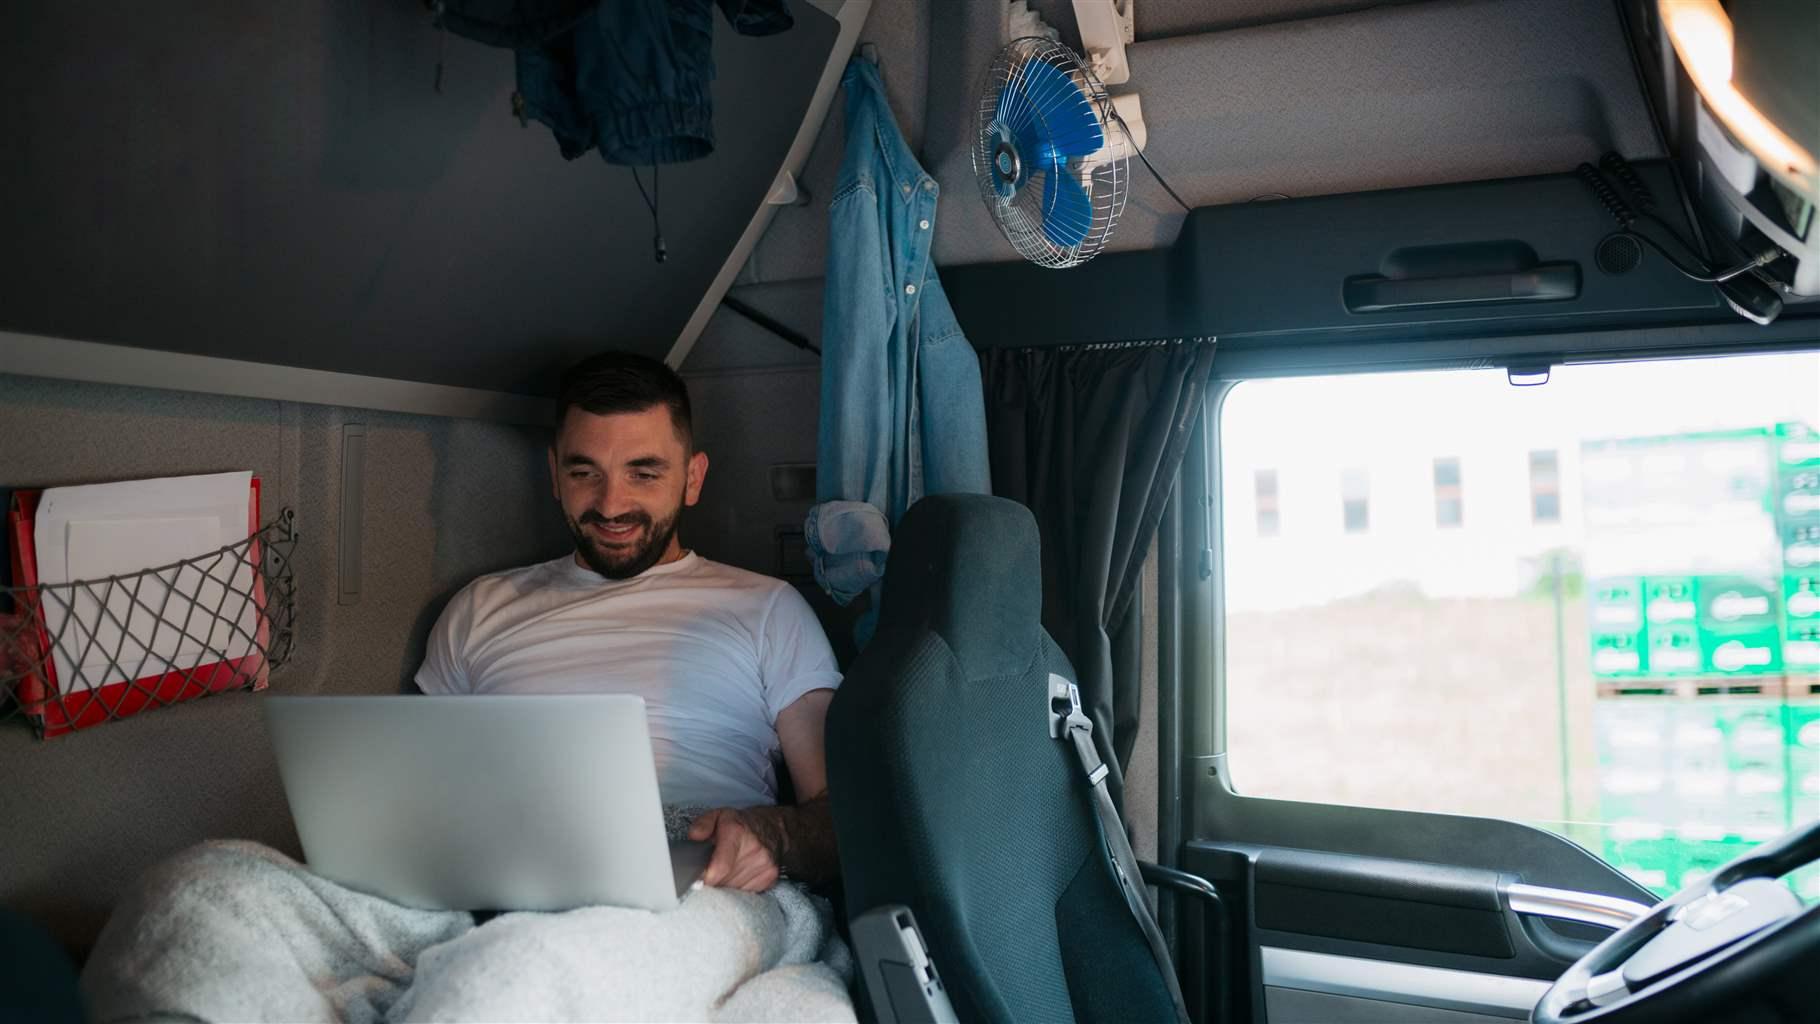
[1344,263,1581,312]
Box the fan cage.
[972,36,1132,269]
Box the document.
[32,472,255,693]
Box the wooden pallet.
[1787,676,1820,701]
[1595,677,1798,700]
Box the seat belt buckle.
[1048,674,1092,740]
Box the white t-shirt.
[414,552,841,809]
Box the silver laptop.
[263,694,710,912]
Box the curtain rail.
[1006,336,1216,354]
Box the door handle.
[1343,239,1581,313]
[1505,883,1652,930]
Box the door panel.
[1265,947,1554,1021]
[1265,983,1530,1024]
[1178,828,1640,1021]
[1252,847,1514,959]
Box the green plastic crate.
[1697,576,1782,675]
[1789,703,1820,829]
[1646,578,1698,623]
[1777,422,1820,527]
[1602,833,1678,897]
[1665,704,1727,776]
[1649,624,1703,676]
[1596,702,1672,767]
[1591,578,1648,678]
[1720,703,1789,759]
[1702,630,1784,676]
[1675,836,1750,890]
[1776,421,1820,462]
[1592,631,1648,679]
[1786,522,1820,573]
[1697,576,1780,632]
[1788,575,1820,671]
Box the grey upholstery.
[826,494,1180,1023]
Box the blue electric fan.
[973,36,1131,268]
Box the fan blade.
[1009,58,1103,160]
[1042,170,1093,249]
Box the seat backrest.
[826,494,1179,1024]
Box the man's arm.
[414,585,476,694]
[690,688,839,890]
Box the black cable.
[1578,162,1638,228]
[1110,108,1192,213]
[631,164,666,264]
[1610,231,1780,283]
[1599,152,1657,212]
[1598,152,1709,256]
[722,296,821,356]
[1577,159,1782,285]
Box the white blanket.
[81,840,856,1024]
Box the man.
[415,350,842,892]
[81,353,856,1023]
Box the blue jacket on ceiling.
[806,55,993,626]
[436,0,793,164]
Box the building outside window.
[1435,456,1464,527]
[1341,468,1369,533]
[1255,469,1280,536]
[1531,449,1561,523]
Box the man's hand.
[688,794,838,892]
[689,808,782,893]
[688,690,842,893]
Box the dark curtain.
[982,340,1216,805]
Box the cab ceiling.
[735,0,1662,285]
[0,2,837,395]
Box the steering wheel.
[1532,819,1820,1023]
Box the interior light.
[1658,0,1817,191]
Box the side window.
[1219,354,1820,901]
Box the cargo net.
[1,510,297,739]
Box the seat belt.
[1050,675,1192,1024]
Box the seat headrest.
[877,494,1042,676]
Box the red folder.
[5,478,266,739]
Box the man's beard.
[567,507,681,580]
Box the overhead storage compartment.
[944,162,1764,361]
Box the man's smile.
[590,521,642,543]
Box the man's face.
[548,405,708,580]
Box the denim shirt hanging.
[807,55,992,640]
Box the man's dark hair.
[555,351,693,450]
